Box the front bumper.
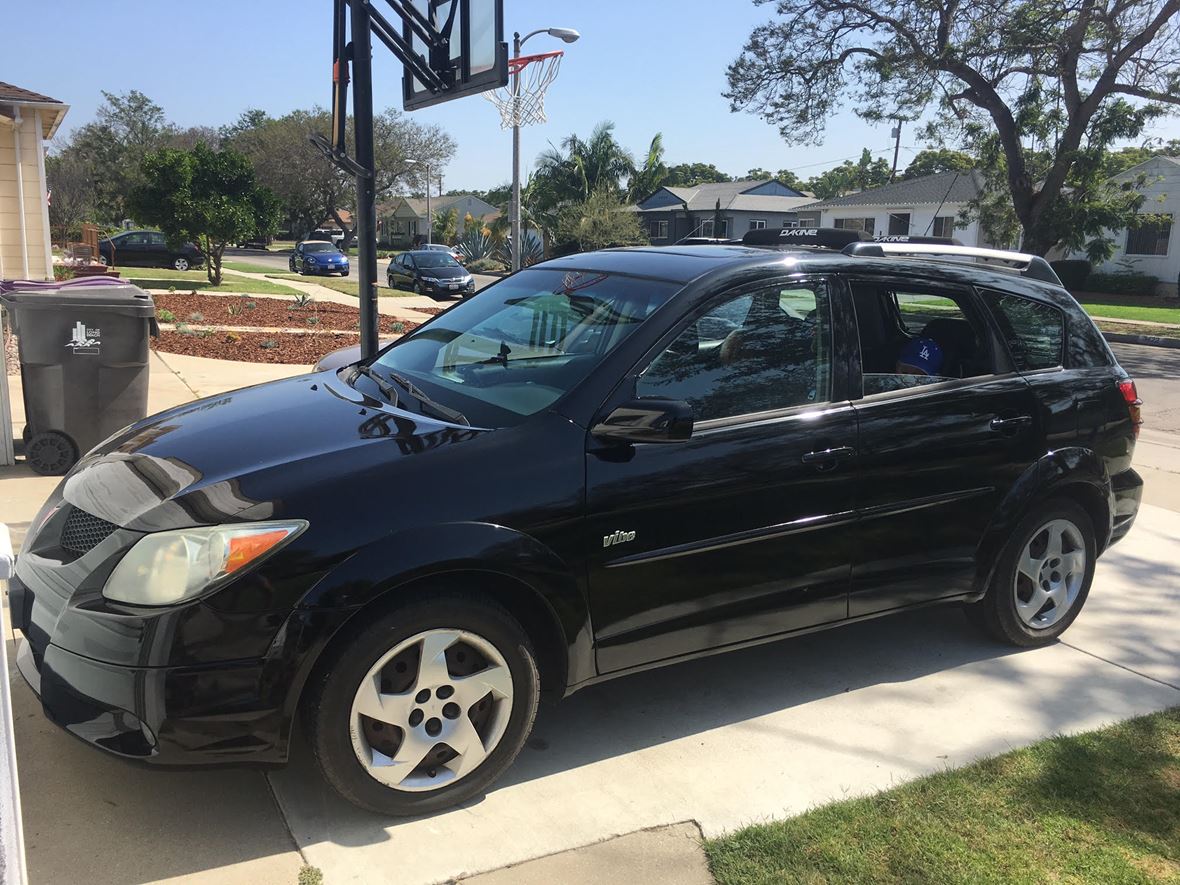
[305,263,349,275]
[421,278,475,296]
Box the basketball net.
[484,50,563,129]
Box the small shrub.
[245,301,257,310]
[292,293,315,309]
[225,331,241,343]
[227,301,244,317]
[53,266,76,282]
[1050,259,1091,290]
[189,289,198,296]
[391,321,406,334]
[157,308,176,323]
[176,323,195,336]
[168,285,177,294]
[467,256,506,274]
[195,329,214,339]
[1086,271,1159,296]
[259,338,279,350]
[187,311,204,324]
[306,315,320,326]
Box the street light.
[510,26,580,272]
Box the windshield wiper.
[385,371,470,426]
[350,364,399,404]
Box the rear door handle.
[801,446,856,468]
[990,415,1032,432]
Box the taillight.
[1118,379,1142,438]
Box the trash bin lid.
[0,283,155,316]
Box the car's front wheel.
[966,498,1096,647]
[173,256,190,271]
[305,594,540,816]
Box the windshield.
[368,268,678,427]
[414,253,460,268]
[304,242,337,253]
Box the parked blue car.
[289,240,350,276]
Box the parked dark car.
[418,242,466,265]
[98,230,204,271]
[11,231,1142,818]
[388,249,474,298]
[290,240,350,276]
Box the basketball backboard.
[398,0,507,110]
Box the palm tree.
[627,133,667,203]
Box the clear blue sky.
[8,0,1180,192]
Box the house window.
[750,219,767,230]
[887,213,911,235]
[783,219,799,228]
[833,217,875,234]
[1126,215,1172,256]
[650,220,669,239]
[701,218,729,237]
[932,216,956,239]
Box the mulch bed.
[152,330,365,364]
[154,292,431,333]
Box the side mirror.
[592,399,693,444]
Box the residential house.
[634,180,815,244]
[0,82,68,280]
[378,193,499,248]
[1066,155,1179,296]
[801,170,989,245]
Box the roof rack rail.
[742,227,871,248]
[843,241,1062,285]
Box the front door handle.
[989,415,1032,433]
[801,446,856,469]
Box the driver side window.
[637,282,832,423]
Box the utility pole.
[889,118,903,182]
[424,161,432,246]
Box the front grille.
[60,507,119,558]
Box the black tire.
[305,593,540,816]
[172,256,190,272]
[387,275,395,289]
[26,430,78,476]
[965,498,1096,647]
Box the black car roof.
[534,245,1072,306]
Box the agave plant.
[495,234,545,268]
[457,229,495,262]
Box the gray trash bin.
[1,283,157,475]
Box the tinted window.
[415,253,460,268]
[303,242,336,253]
[637,282,831,422]
[371,269,677,426]
[985,292,1064,371]
[148,233,167,246]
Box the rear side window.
[984,292,1063,371]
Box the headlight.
[420,275,438,283]
[103,520,307,606]
[306,256,318,264]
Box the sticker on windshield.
[65,320,100,355]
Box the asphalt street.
[1109,342,1180,511]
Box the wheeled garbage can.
[1,283,157,475]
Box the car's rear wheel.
[173,256,190,271]
[966,499,1096,647]
[305,594,540,815]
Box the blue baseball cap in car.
[897,337,945,375]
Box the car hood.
[56,371,487,533]
[306,251,347,261]
[418,265,467,279]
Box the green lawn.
[705,708,1180,885]
[265,273,418,297]
[222,260,286,275]
[1076,297,1180,325]
[125,267,301,296]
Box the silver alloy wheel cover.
[174,257,189,271]
[1013,517,1086,629]
[349,628,514,793]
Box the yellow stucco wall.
[0,111,52,281]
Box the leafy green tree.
[129,144,280,285]
[45,151,94,242]
[807,149,891,199]
[1103,139,1180,176]
[725,0,1180,255]
[902,149,975,180]
[534,121,636,208]
[627,133,668,202]
[663,163,732,187]
[554,187,649,254]
[65,90,176,223]
[775,169,807,192]
[746,167,773,180]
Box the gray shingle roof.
[0,81,62,104]
[803,170,984,210]
[642,179,810,213]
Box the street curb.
[1102,332,1180,350]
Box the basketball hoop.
[484,50,563,129]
